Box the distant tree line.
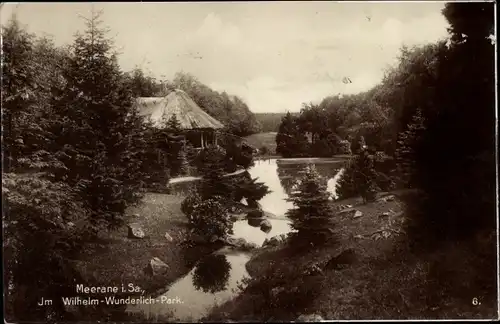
[254,112,294,133]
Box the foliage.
[394,109,426,188]
[338,140,352,155]
[254,112,292,132]
[259,145,270,155]
[123,67,163,97]
[50,12,148,229]
[2,173,88,321]
[188,198,234,240]
[275,112,310,158]
[404,2,496,245]
[286,165,336,247]
[232,172,271,203]
[336,149,379,203]
[180,188,202,217]
[192,254,232,294]
[171,72,261,137]
[196,145,227,177]
[223,141,254,170]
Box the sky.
[1,2,451,113]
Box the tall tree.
[394,109,426,188]
[408,2,496,242]
[52,10,146,231]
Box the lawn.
[205,192,498,321]
[75,193,217,298]
[244,132,277,154]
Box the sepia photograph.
[1,1,498,322]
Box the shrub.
[188,198,234,240]
[286,165,336,247]
[181,189,202,219]
[195,145,227,177]
[259,145,270,155]
[3,173,89,321]
[336,149,379,203]
[338,140,352,155]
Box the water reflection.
[248,158,346,216]
[192,254,232,294]
[127,252,251,322]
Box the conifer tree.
[286,165,336,247]
[394,109,426,188]
[166,113,182,133]
[52,10,146,231]
[336,147,379,203]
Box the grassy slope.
[75,193,217,297]
[206,192,498,321]
[244,132,277,154]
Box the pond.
[127,157,346,322]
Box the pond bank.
[73,193,220,321]
[204,192,498,321]
[169,168,246,184]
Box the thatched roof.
[135,89,224,130]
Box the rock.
[353,210,363,218]
[260,219,272,233]
[164,232,174,242]
[241,241,259,251]
[209,235,219,243]
[379,212,391,218]
[128,223,145,239]
[262,234,287,247]
[337,207,355,215]
[132,213,140,218]
[296,314,324,322]
[385,195,395,202]
[324,248,357,270]
[377,195,396,202]
[149,257,169,275]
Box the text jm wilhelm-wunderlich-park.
[37,284,184,306]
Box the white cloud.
[4,2,450,113]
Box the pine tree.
[166,113,182,133]
[394,109,426,188]
[286,165,336,247]
[336,147,379,203]
[52,10,146,230]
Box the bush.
[336,149,379,203]
[181,189,202,218]
[195,145,227,177]
[286,165,336,247]
[3,173,89,321]
[188,198,234,240]
[259,145,270,155]
[338,140,352,155]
